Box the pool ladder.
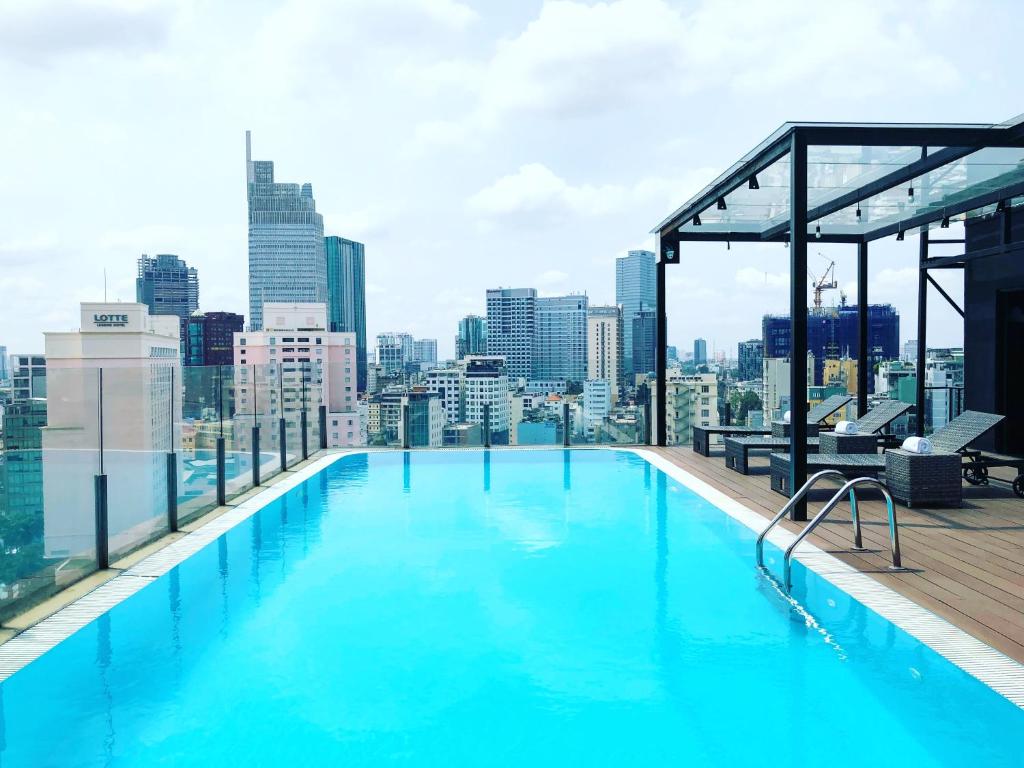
[756,470,906,591]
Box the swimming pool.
[2,450,1022,766]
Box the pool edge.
[629,447,1024,710]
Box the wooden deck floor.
[651,446,1024,664]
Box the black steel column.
[655,235,672,447]
[857,240,869,417]
[300,410,308,461]
[318,404,327,450]
[251,425,261,486]
[483,403,491,448]
[916,231,929,436]
[216,436,226,506]
[279,417,287,471]
[166,452,178,532]
[788,132,809,520]
[94,474,108,570]
[563,402,571,447]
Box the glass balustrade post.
[483,403,491,448]
[319,404,327,450]
[563,402,571,447]
[402,404,411,449]
[94,368,109,570]
[278,364,287,471]
[300,361,309,461]
[216,365,226,506]
[251,364,261,487]
[167,366,178,532]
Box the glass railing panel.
[216,364,254,500]
[1,363,101,619]
[101,366,172,562]
[177,365,219,525]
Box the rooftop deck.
[652,446,1024,664]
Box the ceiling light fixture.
[908,185,914,199]
[692,213,702,226]
[896,229,905,241]
[717,197,727,210]
[748,176,760,190]
[940,216,950,228]
[855,202,862,219]
[815,225,822,239]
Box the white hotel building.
[42,302,181,560]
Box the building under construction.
[762,304,900,392]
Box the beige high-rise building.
[662,371,718,446]
[586,305,622,400]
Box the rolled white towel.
[901,436,933,454]
[782,410,791,424]
[835,420,859,435]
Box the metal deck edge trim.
[631,448,1024,709]
[0,452,349,682]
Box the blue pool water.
[2,450,1022,766]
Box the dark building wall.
[763,304,899,393]
[964,205,1024,452]
[632,310,656,375]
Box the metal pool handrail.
[783,477,905,591]
[755,470,851,567]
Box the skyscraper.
[413,339,437,365]
[693,338,708,365]
[456,315,487,359]
[246,131,325,331]
[632,309,657,375]
[136,254,199,346]
[615,250,656,377]
[533,294,588,384]
[586,305,622,398]
[737,339,763,381]
[376,333,410,375]
[486,288,537,381]
[0,345,9,384]
[185,311,244,366]
[325,236,367,392]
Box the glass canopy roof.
[654,117,1024,242]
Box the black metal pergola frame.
[653,118,1024,519]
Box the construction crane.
[808,258,838,313]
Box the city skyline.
[2,1,1015,357]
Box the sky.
[1,0,1020,361]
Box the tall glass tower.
[615,250,656,378]
[456,315,487,358]
[325,235,367,392]
[246,131,325,331]
[136,254,198,320]
[533,294,589,384]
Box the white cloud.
[468,163,627,221]
[468,164,718,228]
[735,267,789,291]
[0,0,176,66]
[536,269,569,287]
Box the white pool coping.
[2,447,1023,711]
[631,448,1024,709]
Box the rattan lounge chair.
[694,393,852,458]
[818,400,912,454]
[928,411,1024,498]
[769,409,1017,505]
